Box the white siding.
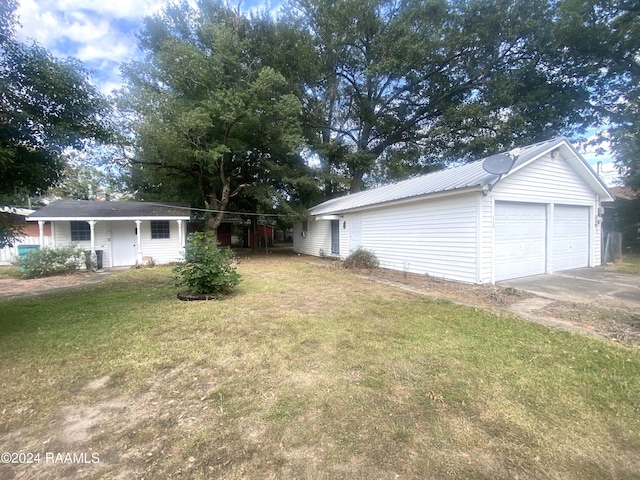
[493,154,596,205]
[360,193,479,283]
[349,213,362,252]
[138,220,185,264]
[293,219,333,257]
[478,194,494,283]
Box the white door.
[552,205,589,272]
[111,222,138,266]
[494,202,547,281]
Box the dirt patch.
[0,273,92,298]
[0,269,124,299]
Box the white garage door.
[494,202,547,281]
[552,205,589,272]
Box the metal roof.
[28,200,191,221]
[309,138,613,216]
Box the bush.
[343,247,379,269]
[173,231,242,296]
[16,244,86,279]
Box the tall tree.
[118,0,306,232]
[49,148,127,201]
[556,0,640,190]
[285,0,595,193]
[0,0,112,247]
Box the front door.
[111,222,138,266]
[331,219,340,255]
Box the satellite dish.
[482,153,515,175]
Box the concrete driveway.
[499,267,640,310]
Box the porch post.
[88,221,97,271]
[176,220,184,248]
[135,220,142,264]
[38,221,45,248]
[88,221,96,255]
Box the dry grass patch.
[607,254,640,275]
[0,253,639,479]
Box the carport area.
[500,267,640,310]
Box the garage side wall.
[358,193,479,283]
[293,219,332,257]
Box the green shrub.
[16,244,86,278]
[343,247,379,269]
[173,231,242,296]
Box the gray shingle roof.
[28,200,191,220]
[309,138,612,216]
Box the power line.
[148,202,301,218]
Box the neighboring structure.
[603,186,640,254]
[27,200,190,268]
[0,207,52,265]
[294,138,614,283]
[216,219,275,248]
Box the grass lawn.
[609,254,640,275]
[1,254,639,479]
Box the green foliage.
[287,0,592,193]
[173,231,242,296]
[16,245,86,279]
[554,0,640,190]
[118,2,308,232]
[0,211,23,249]
[343,247,379,269]
[0,0,112,247]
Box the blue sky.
[15,0,276,94]
[14,0,619,185]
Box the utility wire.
[147,202,302,218]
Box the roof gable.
[309,138,613,215]
[27,200,191,221]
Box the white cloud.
[14,0,277,95]
[14,0,153,94]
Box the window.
[301,220,308,237]
[151,220,171,239]
[70,221,91,241]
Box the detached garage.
[294,137,613,284]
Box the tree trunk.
[205,154,233,235]
[251,216,258,252]
[350,170,365,193]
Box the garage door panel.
[552,205,589,272]
[495,202,546,281]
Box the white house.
[294,138,614,284]
[27,200,190,268]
